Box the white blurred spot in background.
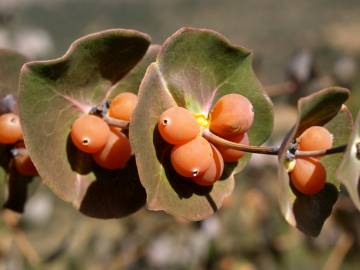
[13,28,54,58]
[333,56,357,85]
[24,192,54,226]
[0,28,11,48]
[0,0,68,10]
[0,27,54,58]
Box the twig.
[295,144,348,158]
[202,129,279,155]
[322,232,353,270]
[202,129,348,158]
[2,209,41,266]
[103,115,129,129]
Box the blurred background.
[0,0,360,269]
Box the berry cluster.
[0,111,37,176]
[157,93,254,186]
[290,126,333,195]
[70,92,137,170]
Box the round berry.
[109,92,138,121]
[71,114,110,153]
[171,136,212,178]
[290,157,326,195]
[0,113,23,144]
[192,144,224,186]
[298,126,333,152]
[209,94,254,137]
[158,106,200,145]
[92,128,131,170]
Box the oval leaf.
[19,29,151,218]
[278,87,351,236]
[337,111,360,211]
[130,28,273,220]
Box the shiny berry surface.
[170,136,212,178]
[109,92,138,121]
[0,113,23,144]
[290,157,326,195]
[209,94,254,137]
[92,128,131,170]
[298,126,333,152]
[71,114,110,153]
[158,106,200,145]
[192,144,224,186]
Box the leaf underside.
[278,87,351,236]
[130,28,273,221]
[19,29,153,218]
[337,111,360,211]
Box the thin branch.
[322,232,353,270]
[202,129,279,155]
[202,129,348,158]
[103,115,129,129]
[356,142,360,160]
[2,209,41,266]
[295,144,348,158]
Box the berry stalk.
[103,115,130,129]
[202,128,279,155]
[203,129,348,158]
[295,144,348,158]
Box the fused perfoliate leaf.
[337,111,360,211]
[130,28,273,220]
[19,29,152,218]
[278,87,351,236]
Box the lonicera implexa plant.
[0,49,40,213]
[0,27,359,237]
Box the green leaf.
[158,28,273,149]
[322,106,353,185]
[337,111,360,211]
[130,28,273,220]
[19,29,151,218]
[0,49,30,210]
[278,87,351,236]
[0,49,28,96]
[130,63,235,220]
[107,45,160,99]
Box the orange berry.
[209,94,254,137]
[290,157,326,195]
[216,133,249,162]
[298,126,333,152]
[0,113,23,144]
[92,128,131,170]
[109,92,138,121]
[71,114,110,153]
[158,106,200,145]
[171,136,212,178]
[192,144,224,186]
